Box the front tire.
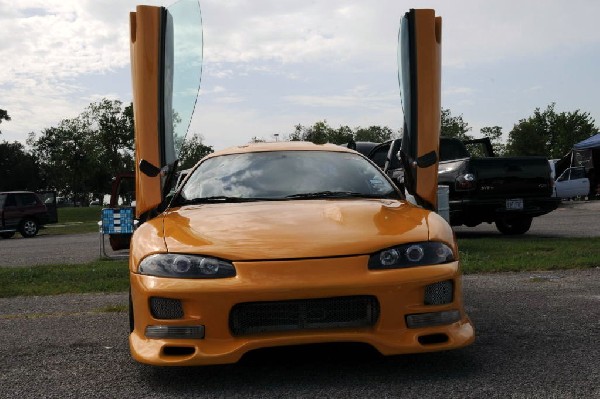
[129,289,134,333]
[19,219,39,238]
[495,216,532,235]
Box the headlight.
[368,242,454,269]
[139,254,236,278]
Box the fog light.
[145,325,205,339]
[405,310,461,329]
[424,280,454,305]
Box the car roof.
[0,191,36,195]
[204,141,358,159]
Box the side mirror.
[139,159,162,177]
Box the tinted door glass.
[5,194,16,207]
[370,144,391,169]
[570,168,586,180]
[19,193,38,206]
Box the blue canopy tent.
[574,133,600,150]
[572,134,600,197]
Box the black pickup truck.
[355,137,560,235]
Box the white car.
[554,166,590,199]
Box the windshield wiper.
[180,196,257,204]
[178,196,283,205]
[285,191,397,200]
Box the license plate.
[506,198,524,210]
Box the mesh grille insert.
[149,297,184,319]
[424,280,454,305]
[229,295,379,336]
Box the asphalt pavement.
[1,201,599,397]
[1,268,598,398]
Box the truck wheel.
[19,219,39,238]
[0,232,15,239]
[495,216,532,235]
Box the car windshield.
[175,150,399,205]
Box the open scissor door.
[398,9,442,210]
[129,0,203,219]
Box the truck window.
[440,139,470,161]
[557,169,570,182]
[5,194,16,207]
[570,167,586,180]
[369,144,391,169]
[18,193,39,206]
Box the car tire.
[129,289,135,333]
[0,232,15,239]
[19,218,39,238]
[495,216,532,235]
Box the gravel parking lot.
[1,268,598,398]
[1,201,599,397]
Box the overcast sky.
[1,0,599,151]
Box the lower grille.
[229,295,379,336]
[149,297,184,319]
[424,280,454,305]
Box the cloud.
[284,86,398,110]
[443,87,476,96]
[1,0,599,148]
[0,0,160,141]
[430,0,600,67]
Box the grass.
[1,237,599,298]
[0,259,128,298]
[40,206,105,236]
[457,236,600,273]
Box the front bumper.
[449,196,560,225]
[129,256,474,366]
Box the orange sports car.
[128,142,474,365]
[128,4,474,365]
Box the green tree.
[177,134,214,169]
[287,124,304,141]
[283,122,398,144]
[28,99,135,203]
[505,103,598,158]
[354,125,397,142]
[82,99,135,174]
[0,141,42,191]
[0,109,10,135]
[29,119,95,202]
[304,120,333,144]
[440,108,473,140]
[327,125,354,145]
[480,126,506,156]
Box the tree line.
[1,101,597,201]
[0,99,213,203]
[263,104,598,158]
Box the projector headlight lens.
[369,242,454,269]
[139,254,236,278]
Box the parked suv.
[0,191,50,238]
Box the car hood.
[162,199,432,261]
